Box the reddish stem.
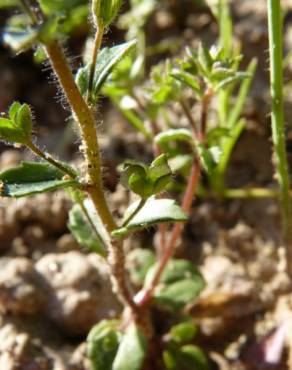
[200,88,213,142]
[135,159,201,307]
[134,94,168,258]
[135,89,212,308]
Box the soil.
[1,0,292,369]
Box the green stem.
[87,19,105,103]
[20,2,137,311]
[202,187,292,199]
[44,42,138,310]
[267,0,292,273]
[135,160,201,307]
[19,0,38,24]
[122,198,146,227]
[26,141,77,178]
[44,41,116,232]
[212,58,257,193]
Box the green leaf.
[118,155,172,199]
[169,322,198,344]
[163,350,178,370]
[113,323,147,370]
[112,199,187,237]
[198,44,213,74]
[209,146,222,164]
[118,160,148,198]
[126,248,156,286]
[196,142,217,174]
[0,162,79,198]
[155,279,204,310]
[151,85,174,105]
[163,344,208,370]
[154,129,193,146]
[148,154,172,194]
[87,320,121,370]
[93,0,123,27]
[145,259,205,311]
[171,69,202,97]
[0,102,32,144]
[39,0,86,14]
[215,71,251,92]
[179,345,209,370]
[168,155,193,175]
[76,40,137,102]
[68,203,106,257]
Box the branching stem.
[20,2,137,312]
[135,93,207,307]
[135,159,201,307]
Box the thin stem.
[26,141,77,178]
[136,90,211,307]
[20,3,136,311]
[87,20,105,102]
[45,41,116,231]
[267,0,292,274]
[44,42,137,310]
[130,90,168,258]
[135,160,201,307]
[122,198,146,227]
[201,187,292,199]
[180,98,198,139]
[200,88,213,141]
[20,0,39,24]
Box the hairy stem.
[26,141,77,178]
[267,0,292,274]
[45,42,116,230]
[87,19,105,102]
[43,41,137,310]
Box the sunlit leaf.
[76,40,137,101]
[113,323,147,370]
[0,162,79,197]
[112,199,187,237]
[169,322,198,344]
[145,259,205,311]
[154,129,193,146]
[87,320,121,370]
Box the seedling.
[0,0,207,369]
[2,0,291,368]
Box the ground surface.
[1,0,292,369]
